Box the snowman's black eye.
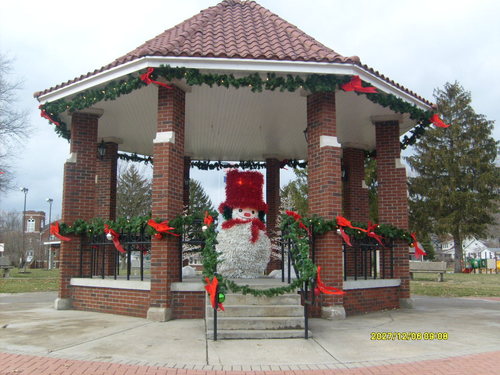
[239,209,243,212]
[252,211,255,214]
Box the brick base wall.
[70,286,150,318]
[172,291,205,319]
[343,287,400,316]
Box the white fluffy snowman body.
[216,208,271,278]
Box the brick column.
[56,112,99,309]
[183,156,191,211]
[266,158,281,272]
[375,120,410,304]
[342,148,369,222]
[307,92,345,319]
[148,86,185,321]
[95,141,118,275]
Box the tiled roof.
[34,0,431,106]
[113,0,358,65]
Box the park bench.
[0,256,13,278]
[409,261,447,282]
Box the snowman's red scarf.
[222,218,266,243]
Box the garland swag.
[54,211,416,298]
[40,65,435,149]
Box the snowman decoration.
[216,170,271,278]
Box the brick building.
[35,1,432,323]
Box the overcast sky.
[0,0,499,218]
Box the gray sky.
[0,0,499,218]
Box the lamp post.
[46,198,53,270]
[20,187,28,270]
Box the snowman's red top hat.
[218,170,268,213]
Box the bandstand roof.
[35,0,432,161]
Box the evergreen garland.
[40,65,434,149]
[56,211,414,297]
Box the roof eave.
[36,56,432,111]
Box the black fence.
[343,239,394,281]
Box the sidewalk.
[1,292,499,374]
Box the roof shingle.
[113,0,358,65]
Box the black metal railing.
[79,228,151,280]
[280,225,316,339]
[178,218,206,282]
[343,239,394,281]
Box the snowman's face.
[234,207,258,220]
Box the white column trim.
[395,158,405,169]
[66,153,77,163]
[153,131,175,144]
[320,135,341,148]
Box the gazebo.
[35,0,432,328]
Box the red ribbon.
[314,266,345,296]
[204,211,214,226]
[366,221,384,246]
[39,106,60,126]
[285,210,311,236]
[430,114,450,128]
[147,219,180,238]
[411,233,427,257]
[104,224,126,253]
[140,67,173,89]
[338,227,352,246]
[222,218,265,243]
[204,277,224,311]
[341,75,378,93]
[49,222,71,242]
[336,216,367,232]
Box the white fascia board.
[37,56,432,111]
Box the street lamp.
[46,198,53,270]
[20,187,28,270]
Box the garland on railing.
[39,65,436,149]
[53,210,420,298]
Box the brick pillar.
[342,148,369,222]
[375,120,410,303]
[148,86,185,321]
[307,92,345,319]
[183,156,191,211]
[266,158,281,272]
[95,141,118,275]
[56,112,99,309]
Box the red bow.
[430,114,450,128]
[204,211,214,226]
[0,171,4,174]
[285,210,311,236]
[140,67,173,89]
[204,277,224,311]
[314,266,345,296]
[411,233,427,257]
[104,224,126,253]
[336,216,367,232]
[147,219,180,238]
[222,218,265,243]
[338,227,352,246]
[39,106,60,126]
[49,222,71,242]
[366,221,384,246]
[341,75,377,93]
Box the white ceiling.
[58,80,417,160]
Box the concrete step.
[206,304,303,317]
[209,293,301,306]
[206,329,312,340]
[206,316,304,330]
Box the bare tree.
[0,53,30,193]
[0,210,23,266]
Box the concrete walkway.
[0,292,499,374]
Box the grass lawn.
[410,272,500,297]
[0,268,60,293]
